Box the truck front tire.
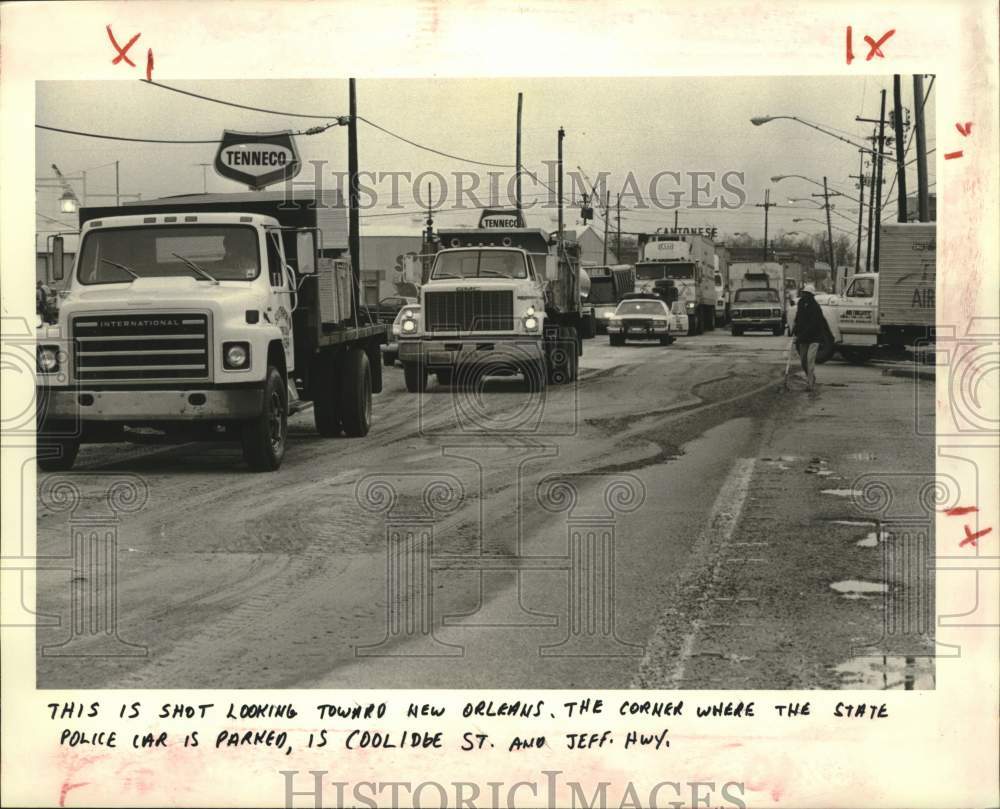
[340,348,372,437]
[731,324,743,336]
[242,365,287,471]
[816,335,835,364]
[37,434,80,471]
[403,361,427,393]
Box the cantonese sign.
[214,130,301,190]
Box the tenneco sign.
[478,208,526,229]
[214,130,301,190]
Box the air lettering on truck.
[912,288,935,308]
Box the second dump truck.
[398,208,589,391]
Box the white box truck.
[634,233,718,335]
[728,262,786,336]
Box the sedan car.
[606,296,675,346]
[382,303,420,366]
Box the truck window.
[77,225,261,284]
[733,288,780,303]
[432,249,527,280]
[845,278,874,298]
[266,231,285,287]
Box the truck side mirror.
[51,235,65,282]
[296,230,316,274]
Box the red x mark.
[945,506,979,516]
[955,122,973,137]
[960,524,993,548]
[944,151,964,160]
[864,29,895,60]
[106,24,141,67]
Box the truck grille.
[424,290,514,332]
[72,313,210,383]
[741,308,774,318]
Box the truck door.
[836,276,878,341]
[266,230,295,372]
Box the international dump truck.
[586,264,636,333]
[728,262,786,336]
[816,222,936,363]
[35,190,388,472]
[398,208,590,391]
[634,233,717,335]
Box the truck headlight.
[401,318,417,334]
[523,316,538,331]
[223,341,250,370]
[686,301,696,311]
[525,306,536,317]
[772,309,781,317]
[37,345,60,373]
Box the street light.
[59,191,78,214]
[750,114,877,156]
[792,217,855,235]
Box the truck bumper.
[733,318,781,329]
[398,336,544,369]
[39,386,265,422]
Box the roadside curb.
[881,367,936,382]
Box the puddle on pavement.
[830,579,887,599]
[831,519,874,527]
[822,489,864,497]
[834,655,935,689]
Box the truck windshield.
[636,262,694,281]
[432,249,527,280]
[588,278,616,304]
[77,225,260,285]
[616,300,666,316]
[733,289,780,303]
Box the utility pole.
[673,209,679,231]
[603,190,610,264]
[813,177,840,292]
[913,74,930,221]
[115,161,120,206]
[892,74,908,222]
[348,77,362,327]
[615,192,622,259]
[866,131,875,271]
[849,151,865,272]
[516,92,523,215]
[557,127,564,240]
[857,89,888,271]
[423,182,435,284]
[755,188,776,260]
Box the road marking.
[632,456,757,688]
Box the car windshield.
[432,249,527,280]
[616,300,666,316]
[734,288,780,303]
[77,225,260,285]
[636,262,694,281]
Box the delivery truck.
[634,232,718,335]
[398,208,589,391]
[35,190,388,472]
[586,264,636,333]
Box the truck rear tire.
[436,369,453,386]
[772,325,784,336]
[403,361,427,393]
[731,324,743,336]
[687,314,699,336]
[340,348,372,437]
[313,354,342,437]
[37,434,80,471]
[609,334,625,347]
[242,365,287,471]
[547,327,577,384]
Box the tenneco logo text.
[214,130,301,190]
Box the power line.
[35,121,341,144]
[142,79,342,120]
[357,116,515,169]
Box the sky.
[36,76,936,245]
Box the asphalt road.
[35,329,935,689]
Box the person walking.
[791,283,833,393]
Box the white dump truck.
[398,208,590,390]
[35,191,388,471]
[634,232,718,335]
[586,264,636,333]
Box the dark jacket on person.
[792,292,833,344]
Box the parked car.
[372,295,418,325]
[382,304,420,366]
[606,295,675,346]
